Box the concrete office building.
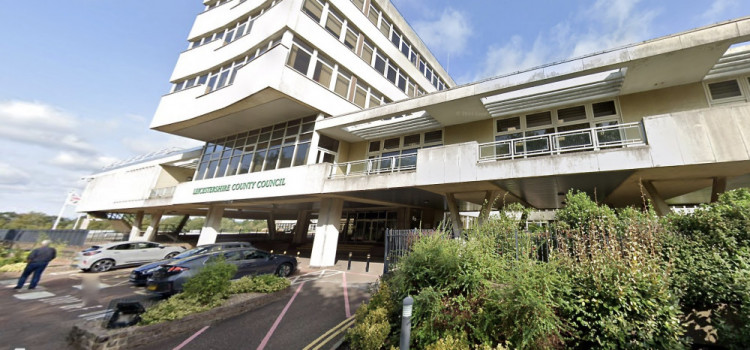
[76,0,750,266]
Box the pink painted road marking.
[343,272,351,318]
[173,325,209,350]
[256,281,305,350]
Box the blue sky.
[0,0,747,217]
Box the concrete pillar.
[128,211,144,241]
[80,216,91,230]
[445,193,464,238]
[198,206,224,246]
[306,114,325,165]
[711,177,727,203]
[478,191,500,226]
[267,212,276,240]
[293,207,311,244]
[310,198,344,267]
[139,211,164,242]
[641,181,671,216]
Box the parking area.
[1,260,380,350]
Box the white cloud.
[48,151,120,172]
[474,0,658,80]
[0,100,97,154]
[0,163,31,185]
[121,133,203,155]
[413,8,472,57]
[701,0,739,24]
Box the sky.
[0,0,748,218]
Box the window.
[312,55,334,88]
[325,9,344,38]
[557,106,586,123]
[708,80,742,100]
[592,101,617,117]
[288,42,312,74]
[367,130,443,171]
[344,27,359,51]
[335,69,351,98]
[303,0,324,22]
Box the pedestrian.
[14,240,57,290]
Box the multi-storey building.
[77,1,750,266]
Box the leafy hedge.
[140,260,289,325]
[348,189,750,349]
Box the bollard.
[296,251,300,258]
[347,252,352,270]
[400,296,414,350]
[366,253,370,273]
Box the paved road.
[132,269,376,350]
[1,265,378,350]
[1,268,163,350]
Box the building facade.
[77,1,750,266]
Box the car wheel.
[276,263,293,277]
[164,252,179,259]
[90,259,115,273]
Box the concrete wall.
[154,165,194,188]
[619,82,709,123]
[444,119,494,145]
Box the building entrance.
[340,210,397,243]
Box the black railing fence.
[1,229,90,247]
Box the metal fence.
[383,229,438,274]
[329,153,418,178]
[1,229,90,247]
[478,122,645,162]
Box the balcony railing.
[329,153,418,178]
[149,186,176,199]
[478,122,645,162]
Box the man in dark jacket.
[14,240,57,290]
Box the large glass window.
[303,0,324,22]
[194,116,318,180]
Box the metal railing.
[329,153,418,178]
[478,122,645,162]
[149,186,176,199]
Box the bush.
[0,262,26,272]
[228,274,290,294]
[347,306,391,350]
[182,258,237,304]
[139,293,213,325]
[0,247,29,267]
[139,258,237,325]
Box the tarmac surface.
[0,258,381,350]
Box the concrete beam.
[641,181,671,216]
[128,211,144,241]
[138,211,164,242]
[198,206,224,246]
[711,177,727,202]
[445,193,464,238]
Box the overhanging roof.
[316,16,750,143]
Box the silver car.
[73,241,186,272]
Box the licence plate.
[147,285,157,291]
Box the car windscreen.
[173,246,210,259]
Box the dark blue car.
[146,248,297,295]
[129,242,251,285]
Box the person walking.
[14,240,57,290]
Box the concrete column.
[267,211,276,240]
[478,191,500,226]
[711,177,727,203]
[641,181,671,216]
[139,211,164,242]
[293,207,311,244]
[128,211,144,241]
[445,193,464,238]
[306,114,325,165]
[310,198,344,267]
[198,206,224,246]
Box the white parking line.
[49,270,81,276]
[13,291,56,300]
[41,295,81,305]
[72,283,111,290]
[79,309,114,321]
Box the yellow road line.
[303,315,356,350]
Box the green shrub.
[425,333,471,350]
[139,293,213,325]
[182,258,237,304]
[554,190,616,231]
[0,262,26,272]
[482,259,568,350]
[347,306,391,350]
[0,247,29,266]
[228,274,290,294]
